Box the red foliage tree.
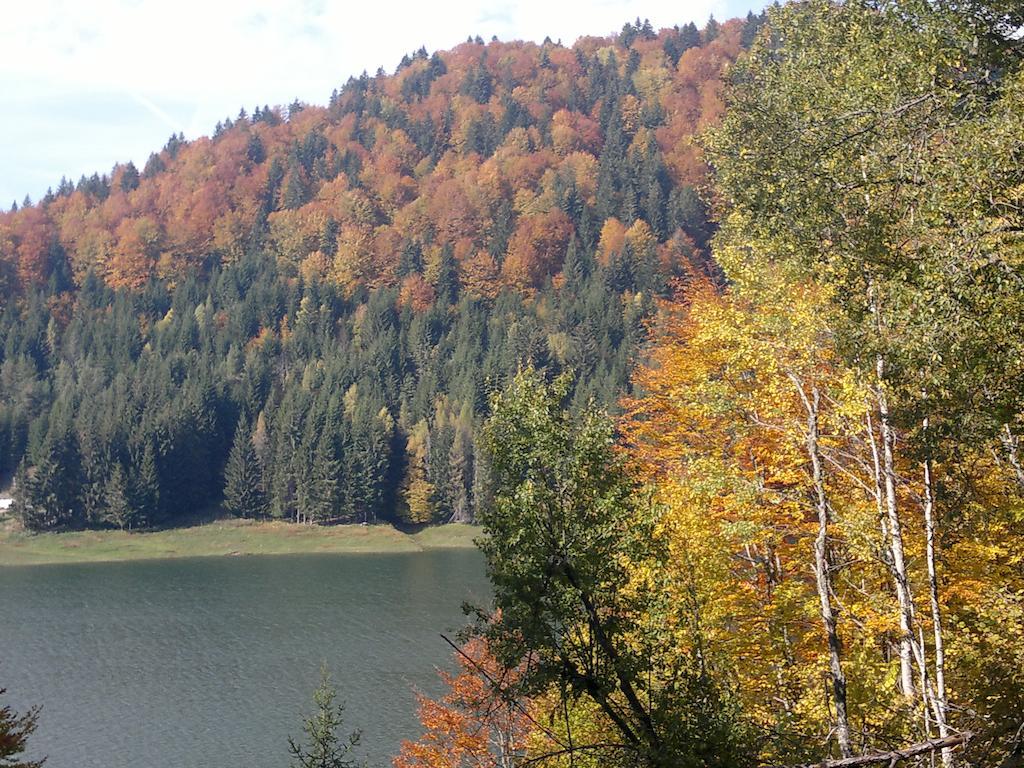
[394,639,533,768]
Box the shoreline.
[0,519,480,567]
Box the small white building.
[0,498,14,511]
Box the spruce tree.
[223,419,266,519]
[120,161,140,193]
[434,245,459,306]
[308,430,342,524]
[12,460,46,532]
[132,442,160,522]
[447,424,472,523]
[103,464,137,531]
[282,156,310,210]
[287,666,362,768]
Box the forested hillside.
[3,2,1024,767]
[0,15,759,530]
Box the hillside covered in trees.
[3,1,1024,767]
[0,15,759,530]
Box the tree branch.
[765,733,972,768]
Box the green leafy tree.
[287,666,362,768]
[476,368,751,768]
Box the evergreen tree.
[132,442,160,521]
[103,464,137,531]
[20,418,81,529]
[447,422,473,523]
[12,460,46,532]
[308,428,342,524]
[703,14,721,43]
[142,152,165,178]
[282,156,311,210]
[223,419,267,519]
[246,134,266,165]
[120,161,140,193]
[434,245,459,306]
[287,666,362,768]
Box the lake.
[0,550,489,768]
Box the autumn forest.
[2,1,1024,767]
[0,15,746,531]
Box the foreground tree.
[288,666,362,768]
[702,0,1024,760]
[394,638,534,768]
[624,279,872,761]
[0,686,44,768]
[476,368,752,768]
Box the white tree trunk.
[922,447,951,766]
[794,378,852,757]
[1002,424,1024,490]
[875,356,917,700]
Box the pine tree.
[223,419,267,519]
[434,245,459,306]
[103,464,137,531]
[17,419,81,530]
[427,420,455,522]
[78,444,110,527]
[142,152,164,178]
[447,426,472,523]
[308,429,342,524]
[120,161,140,193]
[282,156,311,210]
[287,665,362,768]
[561,236,586,293]
[12,460,46,532]
[251,411,270,467]
[703,14,720,43]
[132,442,160,523]
[270,438,297,522]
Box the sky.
[1,0,765,207]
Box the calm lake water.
[0,550,489,768]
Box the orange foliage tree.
[394,639,535,768]
[501,210,572,290]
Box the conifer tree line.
[0,231,649,530]
[0,14,758,530]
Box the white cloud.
[0,0,745,204]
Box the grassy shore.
[0,519,480,567]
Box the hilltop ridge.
[0,15,759,297]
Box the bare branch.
[765,733,972,768]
